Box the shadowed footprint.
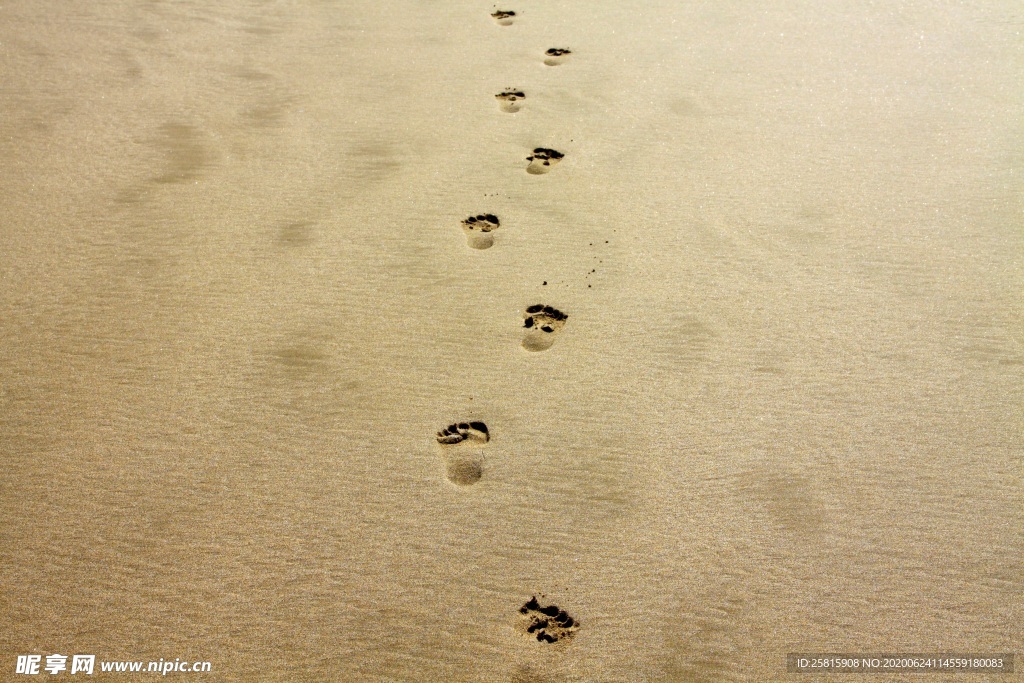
[496,90,526,113]
[461,213,500,249]
[491,10,516,26]
[543,48,571,66]
[521,304,568,352]
[435,421,490,485]
[150,123,213,185]
[518,596,579,644]
[526,148,564,175]
[510,667,551,683]
[276,220,315,247]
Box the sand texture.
[1,0,1022,680]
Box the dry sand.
[1,0,1022,681]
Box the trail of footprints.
[435,6,580,648]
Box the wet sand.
[1,0,1021,681]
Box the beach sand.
[1,0,1021,680]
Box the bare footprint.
[526,148,564,175]
[461,213,500,250]
[521,304,568,352]
[496,90,526,113]
[435,421,490,485]
[543,48,571,66]
[491,10,516,26]
[518,597,579,644]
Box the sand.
[1,0,1021,680]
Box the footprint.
[518,597,579,644]
[435,421,490,486]
[526,148,564,175]
[150,122,213,185]
[491,10,516,26]
[276,220,315,247]
[543,48,571,66]
[461,213,500,250]
[521,304,568,352]
[495,90,526,113]
[436,421,489,445]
